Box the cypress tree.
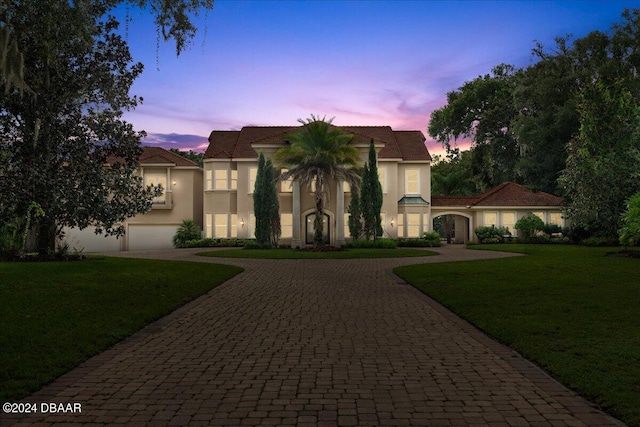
[369,140,384,239]
[265,159,281,247]
[361,140,383,240]
[348,184,363,240]
[253,152,269,245]
[360,163,373,240]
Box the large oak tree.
[0,0,213,256]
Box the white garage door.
[63,227,122,253]
[128,225,177,251]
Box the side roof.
[139,146,200,167]
[107,146,200,167]
[431,182,563,207]
[204,126,431,161]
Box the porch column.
[335,181,345,246]
[291,181,301,248]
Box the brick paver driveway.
[2,246,623,426]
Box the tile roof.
[431,182,563,207]
[107,147,199,167]
[139,146,200,167]
[205,126,431,161]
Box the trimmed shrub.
[423,231,442,247]
[243,241,272,250]
[515,213,545,241]
[475,225,511,243]
[542,223,563,236]
[345,238,397,249]
[580,236,620,247]
[172,220,202,247]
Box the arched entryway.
[305,212,330,245]
[432,212,472,244]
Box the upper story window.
[343,181,350,193]
[144,172,167,204]
[230,170,238,190]
[214,170,227,189]
[280,169,293,193]
[405,169,419,195]
[205,170,213,190]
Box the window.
[280,169,293,193]
[144,172,167,203]
[214,170,227,189]
[281,213,293,238]
[397,214,404,238]
[214,214,227,238]
[407,213,421,237]
[549,212,563,226]
[205,170,213,190]
[532,211,545,222]
[249,168,257,193]
[405,169,419,194]
[484,212,497,227]
[205,214,212,238]
[230,214,237,238]
[378,167,386,193]
[343,181,351,193]
[230,170,238,190]
[502,212,516,234]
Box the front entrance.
[305,213,330,245]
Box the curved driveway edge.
[2,245,624,426]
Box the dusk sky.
[120,1,632,158]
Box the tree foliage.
[347,184,363,241]
[253,153,280,247]
[169,148,204,167]
[0,1,214,257]
[619,192,640,247]
[515,213,545,241]
[275,115,361,246]
[560,79,640,238]
[360,140,383,240]
[429,8,640,238]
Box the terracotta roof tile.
[204,131,241,159]
[139,146,199,167]
[204,125,430,161]
[431,182,563,207]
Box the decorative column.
[335,181,345,247]
[291,181,301,248]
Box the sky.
[120,0,633,158]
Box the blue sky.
[120,0,632,157]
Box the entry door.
[305,213,330,244]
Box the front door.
[305,213,330,245]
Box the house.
[63,147,202,251]
[203,126,433,247]
[431,182,565,243]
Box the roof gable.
[204,125,431,161]
[431,182,563,207]
[139,147,200,167]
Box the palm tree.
[275,115,361,246]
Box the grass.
[0,257,243,402]
[197,247,439,259]
[394,244,640,427]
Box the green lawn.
[0,257,243,402]
[198,247,438,259]
[394,244,640,427]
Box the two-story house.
[203,126,432,247]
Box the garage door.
[63,227,122,253]
[128,225,177,251]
